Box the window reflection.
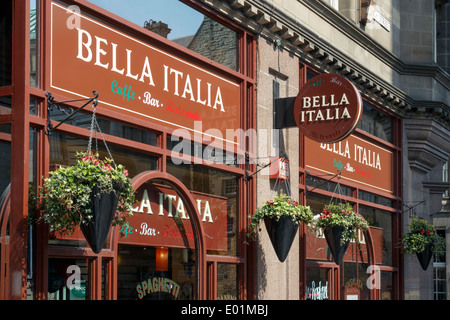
[0,0,12,86]
[88,0,238,71]
[49,106,158,147]
[30,0,39,88]
[166,161,238,256]
[49,133,157,179]
[216,263,238,300]
[48,258,89,300]
[117,245,195,300]
[0,141,11,202]
[306,267,329,300]
[0,96,11,115]
[357,103,393,143]
[359,205,392,266]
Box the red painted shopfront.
[0,0,256,300]
[0,0,403,301]
[299,66,402,300]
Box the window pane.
[30,0,39,87]
[435,229,446,263]
[358,190,393,208]
[49,107,158,147]
[380,271,393,300]
[0,0,12,86]
[342,262,359,300]
[29,98,39,116]
[166,161,238,256]
[306,267,329,300]
[49,133,157,179]
[357,103,393,143]
[306,174,353,197]
[117,245,195,300]
[0,96,12,115]
[359,205,392,266]
[167,134,239,167]
[0,140,11,206]
[341,262,372,300]
[88,0,239,71]
[0,124,11,134]
[217,263,238,300]
[48,258,89,300]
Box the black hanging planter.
[80,183,123,254]
[324,225,351,265]
[264,215,299,262]
[416,243,433,271]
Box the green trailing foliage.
[248,191,314,240]
[312,202,369,244]
[38,152,135,236]
[402,218,445,257]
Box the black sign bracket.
[45,91,99,135]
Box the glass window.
[0,0,12,86]
[0,124,11,134]
[306,174,353,197]
[48,258,90,300]
[0,97,12,115]
[167,134,239,167]
[305,193,329,215]
[166,161,238,256]
[436,2,450,73]
[357,103,393,143]
[88,0,239,71]
[380,271,393,300]
[30,0,39,87]
[434,229,446,300]
[306,70,318,82]
[117,245,194,300]
[358,190,393,208]
[216,263,238,300]
[30,97,39,116]
[0,140,11,205]
[434,264,446,300]
[359,205,392,266]
[342,262,363,300]
[49,107,158,147]
[306,267,330,300]
[27,127,38,299]
[443,160,449,199]
[49,133,157,179]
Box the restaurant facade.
[0,0,449,300]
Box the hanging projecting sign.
[294,73,363,143]
[50,2,241,147]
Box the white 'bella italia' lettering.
[131,190,214,223]
[300,93,351,122]
[320,141,382,170]
[76,28,225,112]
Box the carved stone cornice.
[405,118,450,173]
[196,0,450,125]
[435,0,449,8]
[423,181,450,194]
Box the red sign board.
[50,2,241,147]
[305,135,393,194]
[119,183,228,251]
[294,73,363,143]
